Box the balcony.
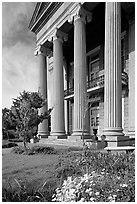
[64,71,128,98]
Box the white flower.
[95,191,100,196]
[67,176,72,183]
[85,188,90,193]
[52,197,56,201]
[120,183,128,188]
[113,195,117,198]
[90,197,95,201]
[101,171,105,175]
[80,197,85,202]
[108,196,113,200]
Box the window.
[89,55,99,83]
[96,116,99,126]
[91,117,95,126]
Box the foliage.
[53,151,135,202]
[10,90,52,149]
[52,171,135,202]
[9,138,23,143]
[2,108,17,139]
[2,142,18,149]
[55,152,82,184]
[11,145,57,155]
[30,145,57,154]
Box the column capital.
[68,4,92,24]
[34,45,52,56]
[48,29,68,43]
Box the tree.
[11,90,52,150]
[2,108,17,139]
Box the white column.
[34,45,51,138]
[50,30,67,137]
[70,5,92,138]
[104,2,128,147]
[128,19,135,137]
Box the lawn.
[2,144,68,190]
[3,150,54,189]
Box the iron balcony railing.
[64,71,128,97]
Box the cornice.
[35,2,80,45]
[29,2,63,34]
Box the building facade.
[29,2,135,147]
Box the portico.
[29,2,135,147]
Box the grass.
[2,146,59,190]
[2,143,82,189]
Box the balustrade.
[64,71,128,97]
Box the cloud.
[2,2,36,48]
[2,2,39,108]
[2,42,39,108]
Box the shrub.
[11,145,57,155]
[30,145,57,154]
[52,171,135,202]
[11,146,25,154]
[67,146,83,152]
[53,151,135,202]
[55,151,83,183]
[76,150,135,176]
[2,142,18,149]
[9,139,23,143]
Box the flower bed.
[53,151,135,202]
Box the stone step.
[104,146,135,153]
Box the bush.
[2,142,18,149]
[11,146,25,154]
[67,146,83,152]
[11,145,57,155]
[53,151,135,202]
[9,139,23,143]
[30,145,57,155]
[52,171,135,202]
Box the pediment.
[29,2,63,34]
[29,2,51,31]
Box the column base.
[104,127,124,136]
[50,131,67,139]
[103,128,130,147]
[72,129,89,136]
[70,130,91,141]
[105,135,130,148]
[37,131,49,138]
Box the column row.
[35,2,124,143]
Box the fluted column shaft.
[104,2,123,136]
[51,33,65,136]
[35,45,50,137]
[73,15,88,136]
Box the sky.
[2,2,39,108]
